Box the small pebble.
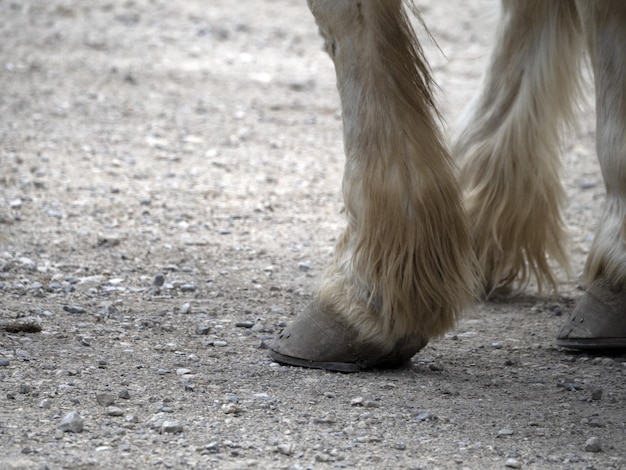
[180,303,191,314]
[505,458,521,468]
[96,392,115,406]
[161,420,183,434]
[251,323,265,333]
[152,274,165,287]
[559,382,582,391]
[276,443,293,456]
[195,325,210,335]
[235,321,254,328]
[498,428,514,437]
[204,442,220,454]
[222,403,243,415]
[578,179,597,190]
[118,390,131,400]
[15,349,30,361]
[590,388,603,401]
[415,412,436,421]
[107,406,124,417]
[584,436,602,453]
[180,284,196,292]
[0,359,9,367]
[350,397,364,406]
[63,305,86,314]
[59,411,84,433]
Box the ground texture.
[1,0,625,468]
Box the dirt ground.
[1,0,625,468]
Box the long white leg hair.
[576,1,626,287]
[455,0,583,294]
[311,0,476,349]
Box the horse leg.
[270,0,476,371]
[454,0,583,295]
[557,1,626,349]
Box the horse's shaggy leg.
[557,1,626,349]
[454,0,583,295]
[270,0,476,371]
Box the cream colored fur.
[306,0,626,349]
[576,1,626,287]
[308,0,477,350]
[454,0,583,294]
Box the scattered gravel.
[0,0,624,468]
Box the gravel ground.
[1,0,625,469]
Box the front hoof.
[556,277,626,350]
[269,299,427,372]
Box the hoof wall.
[269,299,427,372]
[557,277,626,350]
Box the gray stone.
[39,399,51,409]
[59,411,84,433]
[584,436,602,453]
[152,274,165,287]
[350,397,364,406]
[63,305,86,314]
[161,420,183,434]
[96,392,115,406]
[107,406,124,417]
[276,443,293,456]
[415,412,436,422]
[15,349,30,361]
[505,458,521,468]
[195,325,210,335]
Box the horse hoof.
[556,277,626,349]
[269,299,428,372]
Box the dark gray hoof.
[269,299,427,372]
[556,277,626,350]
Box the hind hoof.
[556,277,626,350]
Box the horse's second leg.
[455,0,583,295]
[269,0,476,371]
[557,1,626,349]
